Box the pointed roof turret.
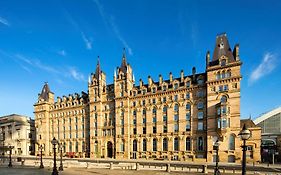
[94,56,101,79]
[39,82,52,101]
[211,33,235,62]
[120,48,127,72]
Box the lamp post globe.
[239,124,251,175]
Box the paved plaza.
[0,166,280,175]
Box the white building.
[0,114,36,156]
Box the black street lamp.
[59,142,63,171]
[239,124,251,175]
[51,137,58,175]
[8,145,14,167]
[213,140,220,175]
[37,144,44,169]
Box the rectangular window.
[133,119,136,125]
[163,115,167,122]
[186,93,190,99]
[143,118,146,124]
[143,127,146,134]
[153,117,157,123]
[152,98,156,104]
[198,111,204,119]
[186,113,191,120]
[163,86,167,91]
[121,127,124,135]
[186,81,190,88]
[174,95,178,101]
[153,126,157,133]
[163,125,167,133]
[174,83,179,90]
[186,122,191,131]
[174,124,179,132]
[133,128,137,135]
[174,115,179,121]
[224,85,228,91]
[219,85,223,92]
[120,142,124,152]
[198,122,203,130]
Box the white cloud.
[81,32,92,50]
[58,50,67,56]
[14,54,86,82]
[249,52,278,84]
[67,67,85,81]
[0,16,9,26]
[93,0,133,55]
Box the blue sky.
[0,0,280,119]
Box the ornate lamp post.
[213,140,220,175]
[58,142,63,171]
[37,144,44,169]
[8,145,14,167]
[51,137,58,175]
[239,124,251,175]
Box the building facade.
[0,114,36,156]
[34,34,260,163]
[254,107,281,162]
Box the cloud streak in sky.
[58,50,67,56]
[0,16,9,26]
[14,54,86,82]
[93,0,133,55]
[249,52,278,84]
[63,9,93,50]
[81,32,92,50]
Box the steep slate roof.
[120,48,128,73]
[241,119,258,128]
[211,33,235,62]
[39,83,52,101]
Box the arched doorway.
[107,141,113,158]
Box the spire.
[120,48,127,72]
[39,82,51,101]
[95,56,101,79]
[211,33,235,63]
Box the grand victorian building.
[34,34,260,163]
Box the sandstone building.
[34,34,260,163]
[0,114,36,156]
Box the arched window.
[174,104,179,112]
[216,72,221,80]
[197,137,204,151]
[121,110,124,117]
[163,138,168,151]
[197,102,204,109]
[174,137,179,151]
[153,138,157,152]
[94,141,98,153]
[226,70,231,78]
[120,140,125,152]
[186,137,191,151]
[143,139,147,151]
[221,59,226,66]
[133,110,137,116]
[229,134,235,150]
[133,139,137,152]
[220,96,227,103]
[221,71,225,79]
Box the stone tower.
[34,82,54,156]
[206,33,242,162]
[114,49,134,159]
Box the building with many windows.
[34,34,261,163]
[0,114,35,156]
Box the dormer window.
[197,78,204,85]
[152,87,156,93]
[174,83,179,90]
[142,89,146,95]
[221,59,226,66]
[163,85,167,91]
[186,81,190,88]
[219,41,224,49]
[133,91,137,96]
